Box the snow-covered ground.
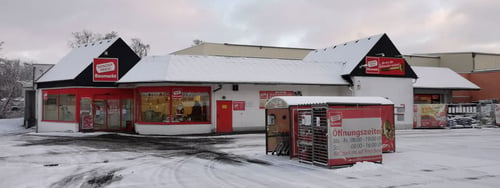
[1,118,500,188]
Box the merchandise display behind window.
[141,92,170,122]
[138,87,211,124]
[43,94,76,121]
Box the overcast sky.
[1,0,499,64]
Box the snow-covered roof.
[413,66,480,90]
[118,55,349,85]
[37,38,119,82]
[304,34,384,75]
[265,96,393,109]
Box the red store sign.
[93,58,119,82]
[365,56,405,76]
[233,101,246,111]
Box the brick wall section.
[453,71,500,103]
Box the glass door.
[122,99,133,130]
[107,99,121,130]
[93,99,107,130]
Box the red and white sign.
[42,91,49,100]
[93,58,119,82]
[365,56,405,76]
[328,111,342,127]
[172,88,183,99]
[233,101,245,111]
[327,107,383,166]
[259,91,294,109]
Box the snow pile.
[335,161,382,173]
[0,118,29,134]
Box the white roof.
[265,96,393,109]
[37,38,119,82]
[413,66,480,90]
[118,55,349,85]
[304,34,384,75]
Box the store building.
[36,38,140,132]
[171,42,314,60]
[36,34,478,135]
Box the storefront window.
[43,95,58,120]
[138,87,210,124]
[141,92,170,122]
[173,91,210,122]
[43,93,76,121]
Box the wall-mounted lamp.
[375,53,385,57]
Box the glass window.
[43,93,76,121]
[43,95,58,120]
[59,94,76,121]
[138,87,211,124]
[140,92,170,122]
[173,91,210,122]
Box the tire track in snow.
[169,155,199,187]
[204,158,241,188]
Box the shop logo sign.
[172,88,183,99]
[93,58,119,82]
[328,111,342,127]
[365,56,405,76]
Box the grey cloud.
[1,0,499,64]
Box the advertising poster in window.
[413,104,447,128]
[365,56,405,76]
[327,107,382,166]
[259,91,294,109]
[81,112,93,129]
[42,91,48,100]
[233,101,245,111]
[93,58,119,82]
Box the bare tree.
[0,41,4,51]
[68,30,151,57]
[0,58,23,118]
[130,38,150,58]
[193,39,203,46]
[68,30,119,48]
[102,31,118,40]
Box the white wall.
[135,124,212,135]
[211,84,346,131]
[352,77,414,129]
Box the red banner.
[365,56,405,75]
[93,58,119,82]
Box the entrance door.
[106,99,121,130]
[93,99,107,130]
[216,100,233,133]
[93,95,133,131]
